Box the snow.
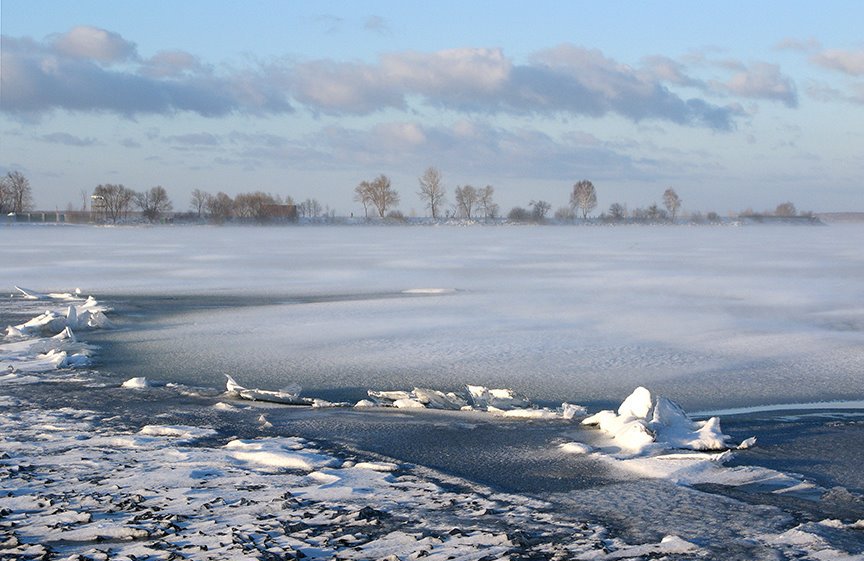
[122,376,150,388]
[225,438,340,470]
[582,386,743,455]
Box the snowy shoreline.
[3,290,864,559]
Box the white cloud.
[50,26,137,63]
[2,28,777,129]
[717,62,798,107]
[811,48,864,76]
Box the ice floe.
[363,384,573,419]
[225,374,320,406]
[121,376,151,389]
[1,292,107,379]
[581,386,751,454]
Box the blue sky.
[2,1,862,214]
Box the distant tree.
[570,180,597,219]
[608,202,627,221]
[234,191,278,221]
[2,171,34,213]
[706,211,721,223]
[190,189,208,218]
[93,184,135,223]
[507,206,531,221]
[135,186,173,222]
[354,181,373,219]
[299,198,322,218]
[529,200,551,222]
[478,185,498,221]
[454,185,479,219]
[646,203,668,222]
[205,192,234,223]
[775,201,797,217]
[554,206,576,221]
[0,175,10,214]
[79,188,89,212]
[417,166,446,219]
[368,174,399,218]
[663,188,681,222]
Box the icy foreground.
[3,292,864,560]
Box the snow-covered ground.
[2,223,864,559]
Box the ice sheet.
[13,224,855,411]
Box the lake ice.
[2,223,863,559]
[6,223,863,409]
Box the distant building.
[261,204,298,221]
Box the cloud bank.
[0,25,795,129]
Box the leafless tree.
[570,180,597,219]
[530,200,551,222]
[2,171,33,213]
[190,189,208,218]
[507,206,531,221]
[79,188,89,212]
[136,186,173,222]
[354,181,373,219]
[663,188,681,221]
[0,176,10,214]
[234,191,278,221]
[93,184,135,223]
[554,206,575,221]
[454,185,479,219]
[368,174,399,218]
[299,198,322,218]
[478,185,498,221]
[205,192,234,223]
[417,166,446,219]
[646,203,667,222]
[775,201,797,216]
[608,202,627,221]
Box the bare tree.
[608,202,627,221]
[530,200,551,222]
[775,201,797,216]
[368,174,399,218]
[79,188,89,212]
[570,180,597,219]
[554,206,575,221]
[507,206,531,221]
[663,188,681,222]
[0,175,9,214]
[190,189,208,218]
[478,185,498,221]
[417,166,446,219]
[299,198,322,218]
[205,192,234,223]
[454,185,479,219]
[136,186,173,222]
[646,203,667,222]
[234,191,278,221]
[2,171,33,213]
[354,181,373,219]
[93,184,135,223]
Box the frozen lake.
[5,223,863,410]
[3,222,864,559]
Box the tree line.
[2,168,813,225]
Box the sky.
[1,1,862,215]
